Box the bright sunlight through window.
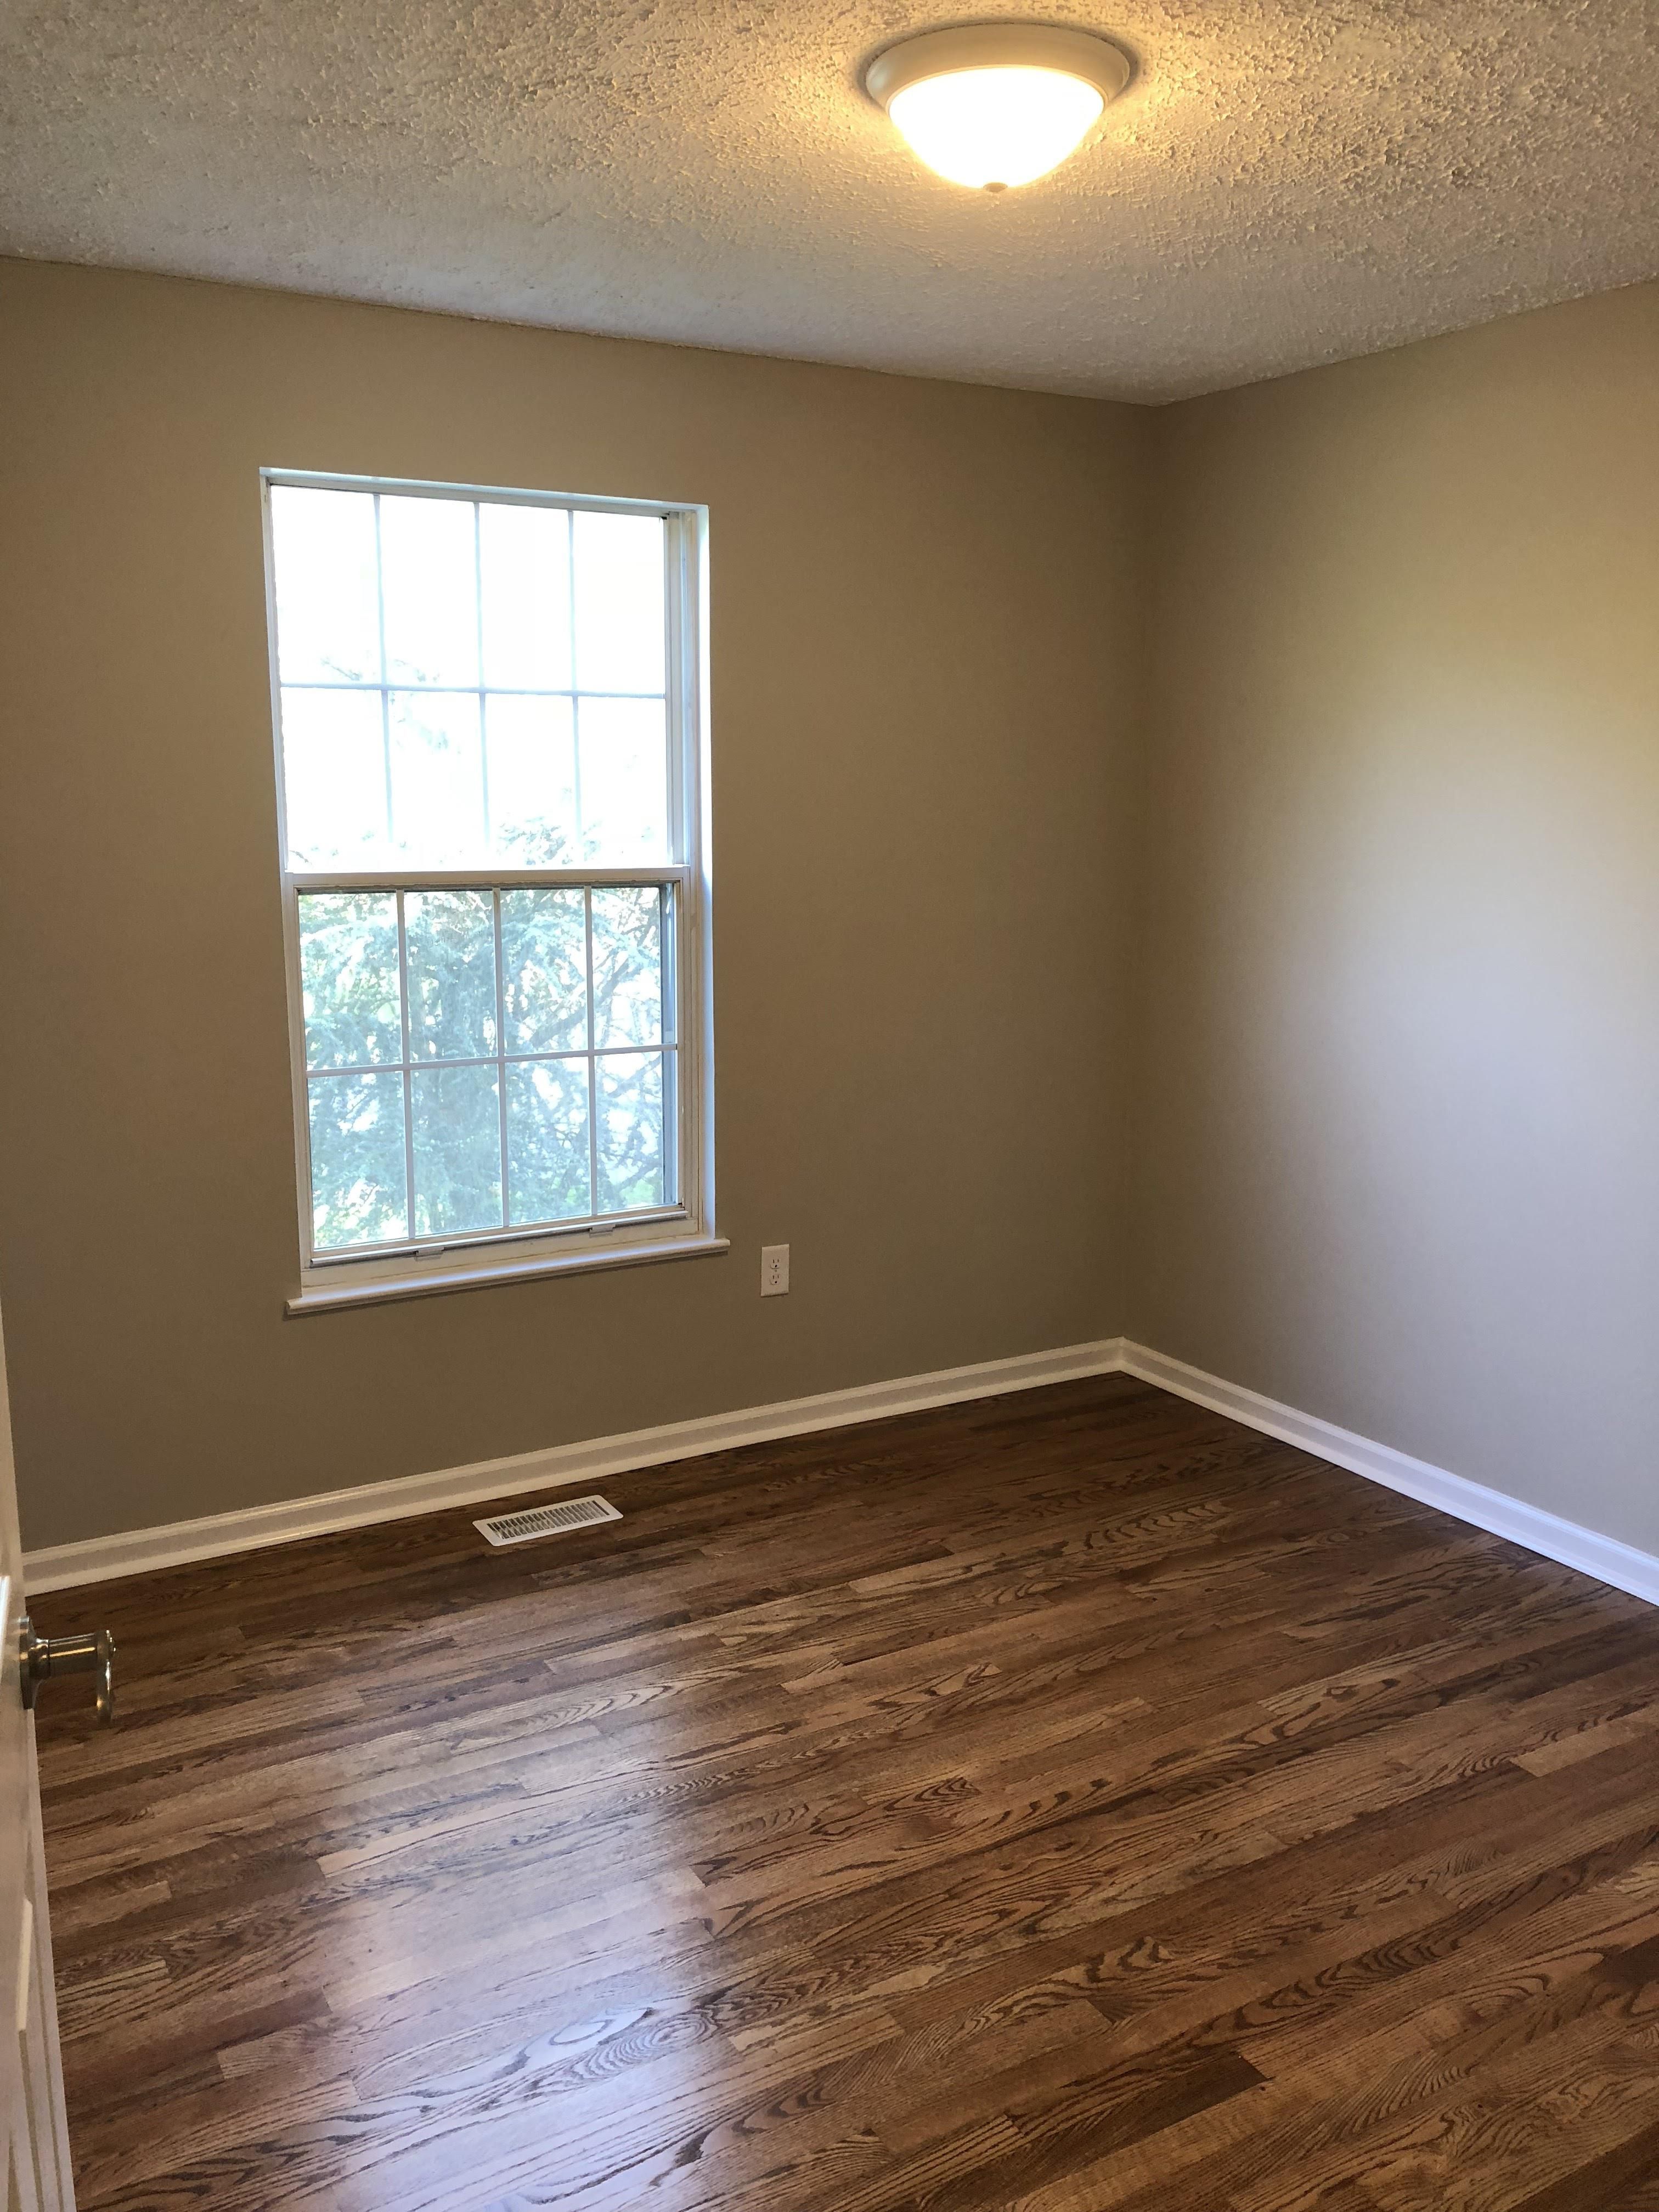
[263,473,710,1304]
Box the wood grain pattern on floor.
[29,1374,1659,2211]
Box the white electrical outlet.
[760,1244,790,1297]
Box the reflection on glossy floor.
[32,1374,1659,2211]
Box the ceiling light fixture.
[865,24,1131,193]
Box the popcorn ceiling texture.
[2,0,1655,401]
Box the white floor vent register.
[475,1495,624,1547]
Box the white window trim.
[261,468,721,1315]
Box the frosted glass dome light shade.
[888,68,1103,190]
[865,25,1131,192]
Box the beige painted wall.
[1132,281,1659,1554]
[10,255,1654,1566]
[0,259,1146,1551]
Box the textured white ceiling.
[3,1,1656,402]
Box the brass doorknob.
[18,1617,116,1724]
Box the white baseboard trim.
[1120,1340,1659,1610]
[23,1335,1128,1594]
[31,1331,1659,1612]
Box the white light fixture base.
[865,24,1132,191]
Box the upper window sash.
[266,472,696,881]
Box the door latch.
[17,1617,116,1724]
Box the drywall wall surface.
[0,259,1146,1549]
[1132,280,1659,1553]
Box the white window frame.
[261,468,720,1314]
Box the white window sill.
[286,1232,729,1316]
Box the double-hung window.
[263,471,715,1311]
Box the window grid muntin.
[306,1046,676,1080]
[582,879,599,1212]
[298,881,676,1258]
[472,495,489,848]
[266,469,702,1286]
[490,884,510,1223]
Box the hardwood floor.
[29,1373,1659,2212]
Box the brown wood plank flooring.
[29,1373,1659,2212]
